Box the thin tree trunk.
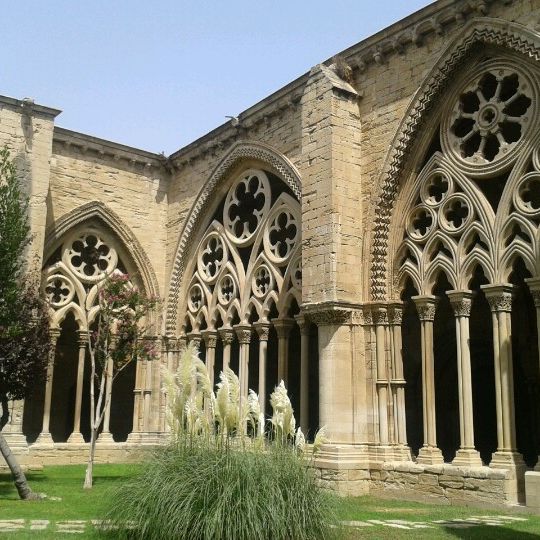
[0,398,39,500]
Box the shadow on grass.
[445,526,539,539]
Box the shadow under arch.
[367,17,540,301]
[165,140,302,336]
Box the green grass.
[0,464,539,539]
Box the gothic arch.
[368,17,540,300]
[45,201,160,299]
[165,141,302,335]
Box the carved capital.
[234,325,252,345]
[294,315,309,336]
[304,306,352,326]
[387,303,403,325]
[481,284,513,313]
[253,322,271,341]
[273,318,295,339]
[446,290,473,318]
[186,332,202,347]
[201,330,218,349]
[412,295,437,322]
[219,328,235,346]
[372,305,389,326]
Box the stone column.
[219,328,234,371]
[482,284,525,469]
[202,331,218,387]
[388,304,408,449]
[235,325,252,399]
[412,295,443,464]
[526,278,540,471]
[68,331,87,444]
[296,315,310,434]
[254,322,271,418]
[446,290,482,467]
[373,306,390,446]
[35,328,60,445]
[273,318,294,385]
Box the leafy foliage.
[106,344,334,540]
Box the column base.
[2,432,28,450]
[34,432,54,446]
[452,448,483,467]
[67,432,86,444]
[393,444,412,462]
[97,432,115,444]
[490,450,526,470]
[416,445,444,465]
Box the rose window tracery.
[224,170,271,246]
[442,61,537,176]
[185,169,300,330]
[396,57,540,294]
[64,233,115,281]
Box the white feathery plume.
[295,427,306,453]
[312,425,328,455]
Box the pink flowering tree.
[84,273,159,489]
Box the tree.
[84,273,158,489]
[0,147,51,500]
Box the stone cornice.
[0,95,62,118]
[53,127,168,174]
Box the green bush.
[107,442,334,540]
[105,344,335,539]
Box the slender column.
[296,315,310,434]
[273,318,294,385]
[482,284,525,469]
[254,322,271,418]
[412,295,444,464]
[235,325,252,399]
[202,331,218,387]
[68,331,87,443]
[219,328,234,371]
[446,291,482,466]
[99,355,115,442]
[526,278,540,471]
[388,304,407,448]
[373,306,390,446]
[36,328,60,445]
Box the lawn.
[0,464,539,539]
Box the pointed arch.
[166,141,302,335]
[44,201,160,298]
[368,17,540,300]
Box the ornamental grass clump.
[106,344,334,540]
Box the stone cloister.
[2,0,540,507]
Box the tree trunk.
[0,398,39,500]
[83,428,98,489]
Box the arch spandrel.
[367,17,540,301]
[166,141,302,336]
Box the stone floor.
[0,515,529,534]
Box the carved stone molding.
[446,290,473,317]
[294,315,309,336]
[526,278,540,308]
[166,141,302,335]
[303,302,357,326]
[369,19,540,300]
[186,332,202,347]
[273,318,295,338]
[372,305,389,326]
[482,284,513,313]
[412,295,438,322]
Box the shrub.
[105,344,335,540]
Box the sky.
[4,1,433,155]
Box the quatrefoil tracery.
[45,274,75,308]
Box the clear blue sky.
[4,1,433,154]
